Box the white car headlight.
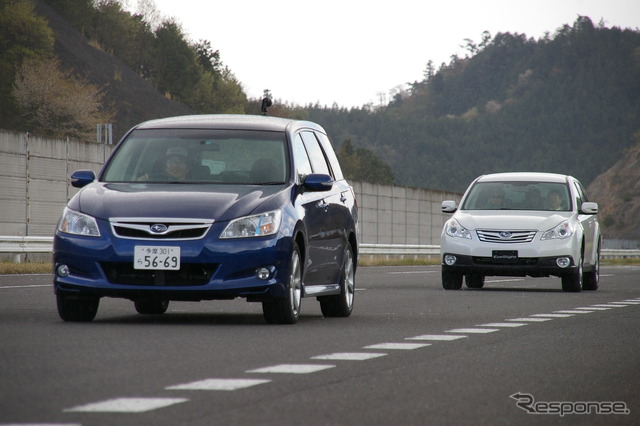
[541,220,574,240]
[58,207,100,237]
[444,218,472,239]
[220,210,282,239]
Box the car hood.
[71,183,289,222]
[454,210,572,231]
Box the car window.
[314,132,344,181]
[292,134,313,182]
[300,131,331,176]
[101,129,287,184]
[461,181,571,211]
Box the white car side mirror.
[441,200,457,213]
[580,202,598,215]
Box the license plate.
[134,246,181,270]
[492,250,518,262]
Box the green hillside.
[307,17,640,191]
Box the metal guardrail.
[1,237,639,259]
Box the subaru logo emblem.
[150,224,168,233]
[499,231,512,239]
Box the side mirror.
[441,200,457,213]
[303,173,333,192]
[580,201,598,215]
[70,170,96,188]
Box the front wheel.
[262,243,302,324]
[561,257,583,292]
[465,273,485,289]
[56,294,99,322]
[320,243,355,317]
[583,245,600,291]
[442,269,463,290]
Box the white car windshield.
[461,181,571,211]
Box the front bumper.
[441,253,577,278]
[53,228,293,302]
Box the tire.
[134,299,169,315]
[465,273,485,289]
[583,244,600,291]
[561,256,583,292]
[320,243,355,317]
[262,243,302,324]
[56,294,99,322]
[442,269,463,290]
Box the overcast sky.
[143,0,639,108]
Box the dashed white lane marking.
[388,271,437,275]
[406,334,467,341]
[311,352,387,361]
[0,284,51,289]
[363,343,430,350]
[485,278,525,283]
[574,306,611,311]
[507,317,552,322]
[478,322,526,328]
[531,313,573,318]
[620,300,640,304]
[592,303,628,308]
[555,310,594,314]
[64,397,187,413]
[246,364,335,374]
[166,378,271,391]
[447,328,500,334]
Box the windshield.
[101,129,288,184]
[461,181,571,211]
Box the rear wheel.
[320,243,355,317]
[442,269,463,290]
[262,243,302,324]
[561,256,583,292]
[465,273,485,289]
[56,294,99,322]
[134,299,169,315]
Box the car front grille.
[110,218,214,240]
[101,262,217,286]
[476,230,537,244]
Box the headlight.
[444,218,472,239]
[58,207,100,237]
[220,210,282,239]
[541,220,574,240]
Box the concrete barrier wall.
[0,131,113,237]
[0,130,461,245]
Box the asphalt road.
[1,265,639,425]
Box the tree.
[337,140,395,184]
[0,0,54,128]
[14,58,115,139]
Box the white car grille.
[476,230,537,244]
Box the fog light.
[556,257,571,268]
[256,267,271,280]
[57,264,70,277]
[444,255,457,266]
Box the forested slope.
[308,17,640,193]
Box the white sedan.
[440,172,601,292]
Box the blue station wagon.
[53,115,359,324]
